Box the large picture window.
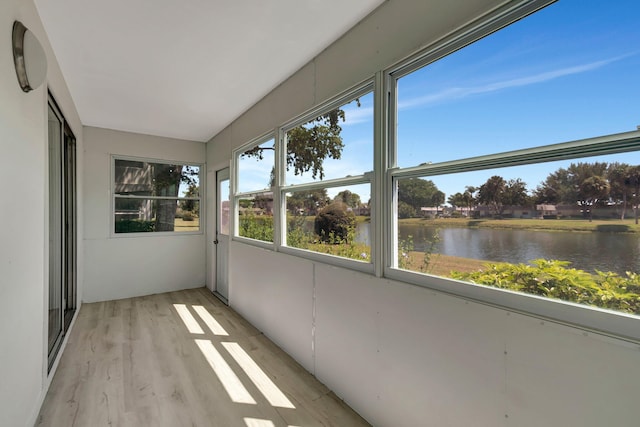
[113,157,201,234]
[389,0,640,316]
[282,87,374,264]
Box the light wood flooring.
[37,288,370,427]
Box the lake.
[355,223,640,275]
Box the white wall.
[207,0,640,425]
[0,1,83,426]
[83,127,206,302]
[231,244,640,427]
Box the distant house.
[420,206,440,217]
[113,160,154,221]
[536,204,557,218]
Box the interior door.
[214,168,230,302]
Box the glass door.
[215,168,230,301]
[47,95,76,370]
[63,124,77,331]
[47,102,63,362]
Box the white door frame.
[212,167,230,303]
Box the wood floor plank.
[37,288,370,427]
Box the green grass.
[399,217,640,233]
[399,252,486,276]
[174,217,200,231]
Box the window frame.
[111,155,203,237]
[383,0,640,342]
[225,0,640,342]
[232,133,277,248]
[277,81,376,273]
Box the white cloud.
[341,106,373,126]
[398,55,631,110]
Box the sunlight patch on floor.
[173,304,204,334]
[244,418,301,427]
[175,302,298,424]
[193,305,229,336]
[244,418,275,427]
[223,342,295,409]
[195,339,256,405]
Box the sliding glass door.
[48,95,76,370]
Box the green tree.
[477,176,529,217]
[397,178,443,216]
[447,192,466,209]
[448,191,476,216]
[463,186,477,216]
[607,162,632,220]
[535,162,609,207]
[432,190,445,215]
[242,99,359,181]
[334,190,361,208]
[477,175,507,216]
[152,164,198,231]
[397,201,416,219]
[253,194,272,213]
[579,175,610,221]
[534,168,572,205]
[180,183,199,214]
[624,166,640,224]
[502,179,529,206]
[287,189,329,215]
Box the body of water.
[355,223,640,275]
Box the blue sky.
[240,0,640,204]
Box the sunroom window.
[282,87,374,263]
[113,157,201,234]
[389,0,640,316]
[235,136,276,243]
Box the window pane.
[238,138,275,193]
[395,150,640,315]
[114,160,200,198]
[396,0,640,168]
[285,91,373,184]
[115,198,200,233]
[286,184,371,262]
[238,192,274,242]
[219,178,230,236]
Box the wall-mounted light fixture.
[12,21,47,92]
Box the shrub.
[115,219,155,233]
[238,212,274,242]
[182,211,194,221]
[314,202,356,243]
[398,201,417,219]
[451,259,640,315]
[287,215,313,248]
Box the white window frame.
[277,81,376,274]
[232,133,277,249]
[111,155,203,237]
[383,0,640,342]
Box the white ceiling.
[35,0,385,142]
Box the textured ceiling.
[35,0,385,142]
